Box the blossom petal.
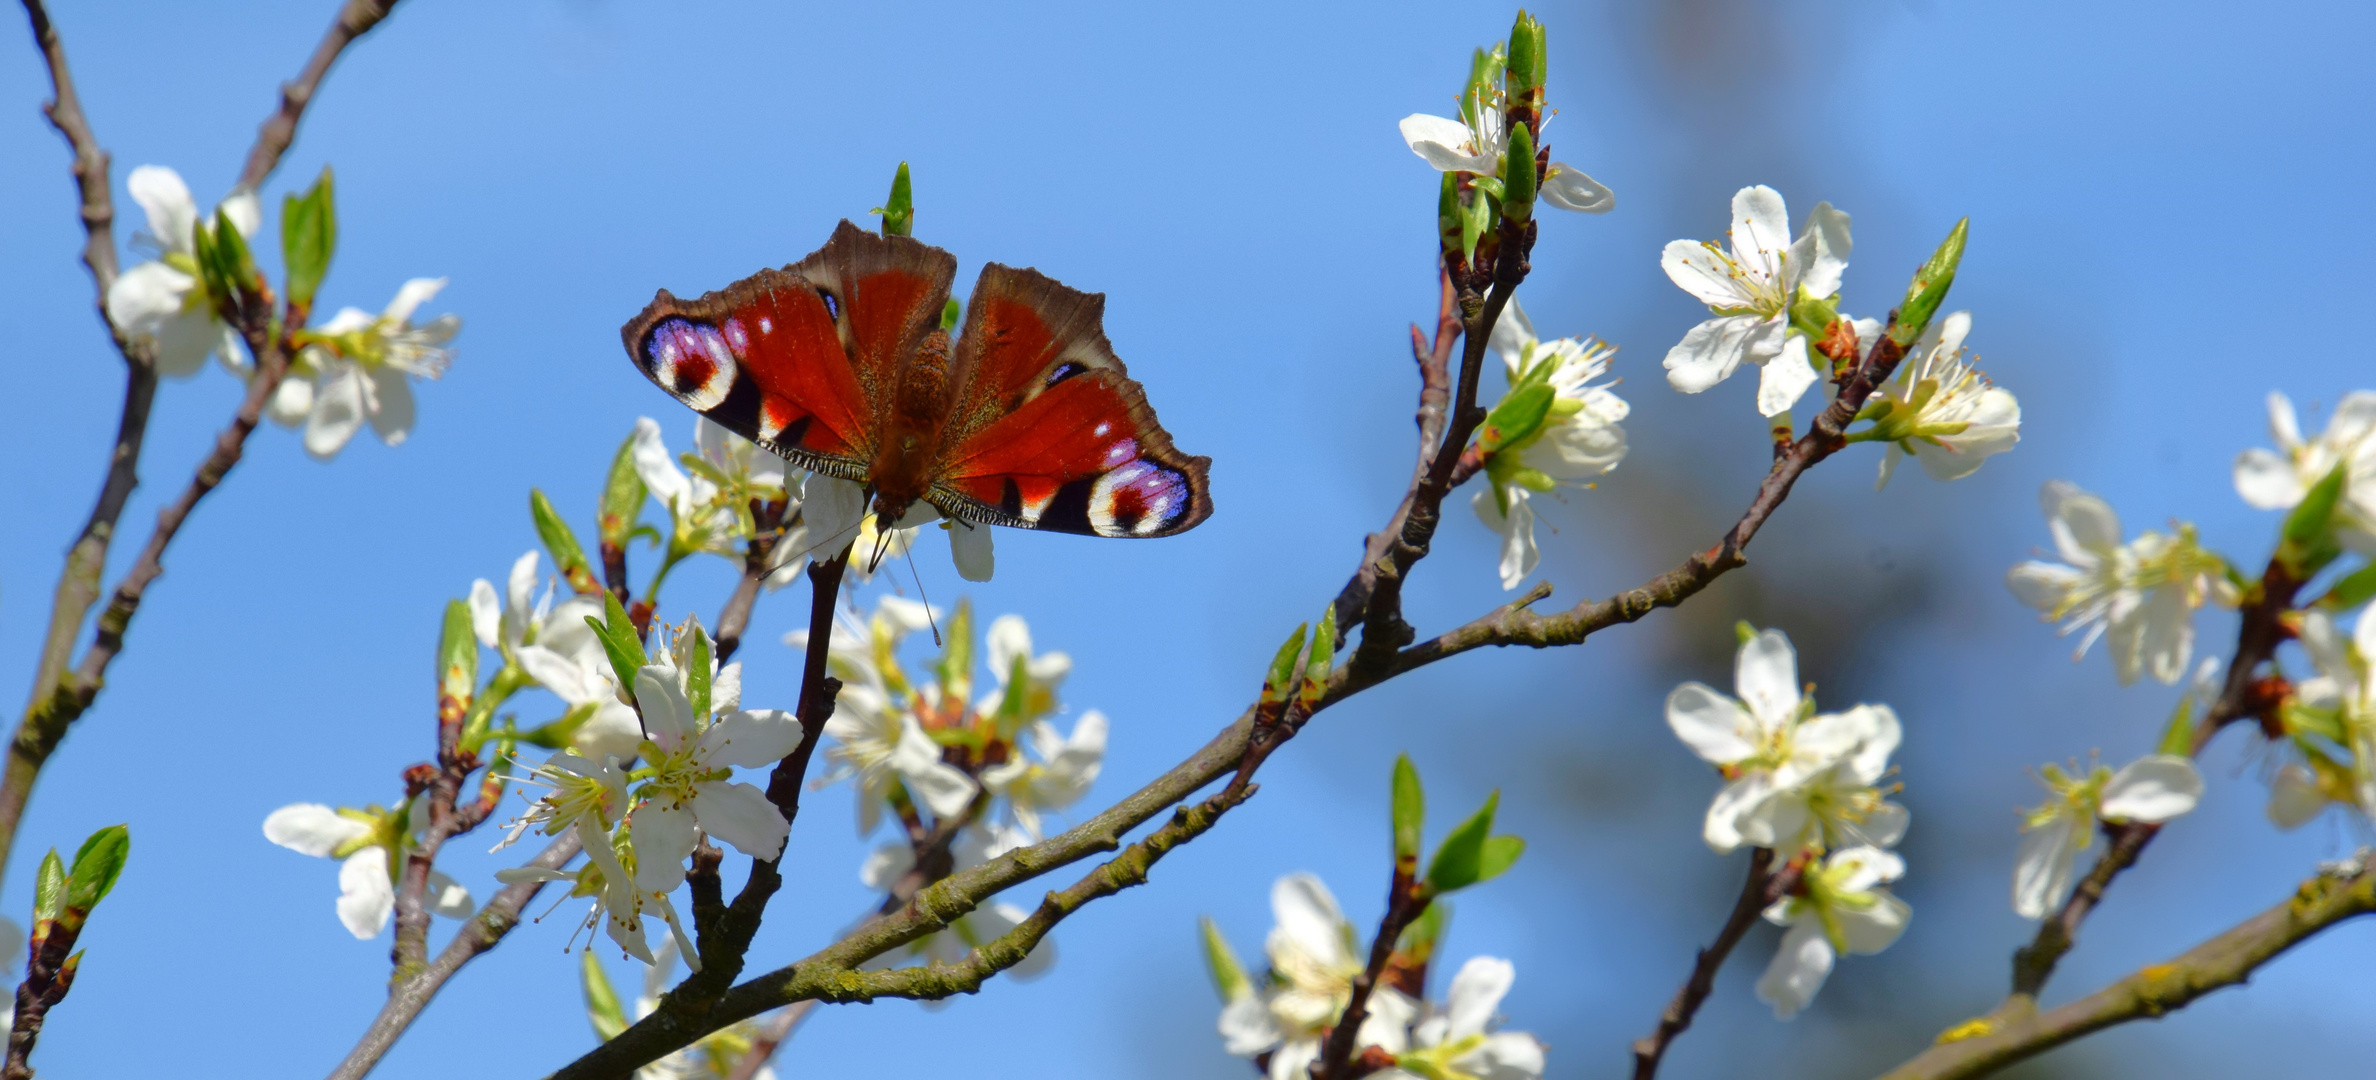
[635,665,699,749]
[367,367,415,446]
[267,373,314,427]
[1842,703,1902,783]
[1471,487,1537,591]
[631,417,692,511]
[2100,755,2204,823]
[103,260,196,338]
[1539,162,1613,213]
[1734,629,1801,730]
[383,277,448,324]
[1730,185,1792,283]
[2268,764,2328,829]
[263,803,372,857]
[2266,390,2303,448]
[1465,1032,1549,1079]
[126,165,197,251]
[1755,919,1833,1019]
[1269,1040,1321,1080]
[467,578,502,649]
[2233,448,2305,510]
[1398,113,1493,173]
[1664,682,1757,764]
[1661,315,1766,394]
[1860,800,1911,848]
[1704,772,1773,853]
[699,709,802,769]
[336,849,396,939]
[948,520,994,582]
[2042,481,2122,559]
[304,367,369,460]
[1796,201,1852,299]
[860,841,915,891]
[1837,892,1910,955]
[2012,816,2079,919]
[1219,993,1282,1056]
[892,720,981,820]
[1875,442,1904,491]
[689,781,789,860]
[630,806,697,892]
[1488,297,1539,377]
[425,870,475,918]
[1660,241,1757,309]
[2005,561,2082,612]
[1270,873,1353,970]
[798,475,867,558]
[1831,845,1905,891]
[1442,956,1515,1042]
[1756,335,1820,417]
[216,188,261,238]
[516,643,592,703]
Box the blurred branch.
[328,832,581,1080]
[1872,858,2376,1080]
[1313,859,1429,1079]
[1631,848,1793,1080]
[2,0,406,895]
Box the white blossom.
[104,165,258,377]
[1756,846,1910,1019]
[266,278,457,459]
[1398,106,1612,214]
[1383,956,1547,1080]
[2271,611,2376,827]
[1216,874,1417,1080]
[629,661,800,864]
[1472,300,1630,590]
[263,801,470,939]
[1665,628,1903,853]
[2007,481,2231,686]
[2013,754,2203,918]
[2234,391,2376,554]
[1864,311,2021,489]
[1660,186,1849,417]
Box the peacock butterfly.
[621,221,1213,541]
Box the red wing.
[928,263,1212,538]
[620,221,956,481]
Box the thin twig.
[1870,858,2376,1080]
[239,0,405,189]
[1314,864,1427,1079]
[327,832,580,1080]
[1630,848,1790,1080]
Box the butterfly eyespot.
[816,288,840,320]
[722,317,750,355]
[1088,460,1191,537]
[1044,361,1085,388]
[640,318,740,411]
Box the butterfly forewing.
[929,264,1212,538]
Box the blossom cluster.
[1665,625,1910,1017]
[1207,875,1544,1080]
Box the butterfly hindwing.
[928,263,1212,538]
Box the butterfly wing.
[926,263,1213,538]
[620,220,955,480]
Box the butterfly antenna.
[865,514,896,575]
[905,543,942,647]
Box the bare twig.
[1314,862,1428,1079]
[1630,849,1796,1080]
[327,832,580,1080]
[712,499,785,664]
[239,0,405,189]
[1871,858,2376,1080]
[3,0,408,892]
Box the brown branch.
[238,0,405,189]
[327,832,581,1080]
[1332,268,1459,637]
[712,499,784,663]
[1314,864,1428,1079]
[1630,848,1795,1080]
[1871,858,2376,1080]
[4,911,83,1080]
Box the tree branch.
[1630,848,1792,1080]
[327,832,581,1080]
[1871,857,2376,1080]
[1314,862,1428,1079]
[239,0,405,190]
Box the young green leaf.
[2278,465,2349,576]
[586,593,648,701]
[1478,383,1554,455]
[685,617,714,722]
[531,489,601,596]
[33,850,66,923]
[1391,754,1425,863]
[876,161,915,237]
[1499,121,1537,226]
[1425,790,1523,894]
[1298,603,1337,709]
[1891,217,1968,348]
[1198,916,1251,1003]
[212,205,257,301]
[2159,692,2198,757]
[579,949,629,1041]
[439,599,477,706]
[2314,561,2376,612]
[1734,621,1758,648]
[63,824,130,913]
[1474,835,1526,884]
[1504,10,1545,99]
[280,165,336,311]
[1261,623,1309,707]
[599,433,648,550]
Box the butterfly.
[621,221,1213,553]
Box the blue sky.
[3,1,2373,1077]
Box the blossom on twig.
[2007,481,2231,686]
[104,165,259,377]
[266,277,458,459]
[2013,754,2202,918]
[1659,185,1849,417]
[263,801,471,939]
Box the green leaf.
[941,297,962,332]
[1437,172,1462,257]
[1261,623,1309,707]
[63,824,130,913]
[1425,790,1500,893]
[1734,621,1758,648]
[1391,754,1425,863]
[1460,185,1493,261]
[685,617,714,722]
[1298,603,1337,709]
[2279,465,2350,576]
[1504,10,1545,98]
[586,593,648,700]
[2313,561,2376,611]
[33,850,66,923]
[1478,383,1554,455]
[439,599,477,707]
[2159,692,2198,757]
[599,432,648,551]
[579,949,629,1041]
[1474,835,1525,884]
[1198,916,1251,1002]
[280,165,336,312]
[876,161,915,237]
[211,206,257,299]
[531,489,601,597]
[1499,121,1536,226]
[1891,217,1968,348]
[936,599,975,705]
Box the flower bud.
[1500,121,1537,226]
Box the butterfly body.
[623,221,1212,539]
